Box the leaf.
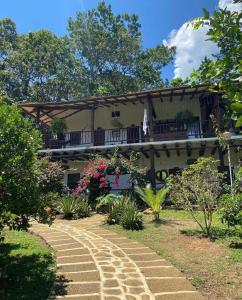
[235,115,242,127]
[202,8,210,19]
[231,102,242,114]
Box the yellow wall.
[65,95,202,132]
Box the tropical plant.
[106,197,130,225]
[121,202,143,230]
[76,197,91,218]
[58,195,80,219]
[167,157,223,238]
[96,194,125,210]
[135,184,167,221]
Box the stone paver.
[31,215,204,300]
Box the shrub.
[220,193,242,227]
[167,157,223,238]
[96,194,125,212]
[0,101,44,237]
[58,195,79,219]
[107,203,126,225]
[76,197,91,218]
[135,184,167,221]
[36,158,65,195]
[121,203,143,230]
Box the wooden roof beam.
[163,145,170,157]
[186,143,192,157]
[199,142,206,156]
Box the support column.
[36,107,40,128]
[91,106,95,145]
[147,94,154,141]
[149,147,156,190]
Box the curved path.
[31,215,204,300]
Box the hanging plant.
[175,110,196,126]
[50,117,68,135]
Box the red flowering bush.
[74,151,146,206]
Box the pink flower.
[100,176,107,182]
[81,179,87,187]
[99,182,106,188]
[93,172,100,179]
[114,177,119,188]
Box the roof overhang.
[19,84,211,125]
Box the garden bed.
[0,230,56,300]
[104,209,242,300]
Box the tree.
[190,2,242,126]
[167,157,223,238]
[0,100,42,231]
[68,1,175,96]
[1,30,82,102]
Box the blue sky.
[0,0,224,79]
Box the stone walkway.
[31,215,204,300]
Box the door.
[94,128,105,146]
[127,125,139,143]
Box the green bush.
[58,196,79,219]
[220,193,242,227]
[76,197,91,218]
[106,196,128,224]
[121,203,143,230]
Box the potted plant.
[50,117,68,141]
[175,110,196,128]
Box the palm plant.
[135,184,167,221]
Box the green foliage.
[50,117,68,135]
[190,6,242,126]
[96,194,125,210]
[36,158,65,195]
[135,184,167,221]
[58,195,91,219]
[167,157,223,237]
[220,193,242,227]
[0,29,81,102]
[0,101,43,234]
[58,195,80,219]
[120,202,143,230]
[75,197,91,218]
[220,167,242,227]
[0,2,175,101]
[106,196,129,225]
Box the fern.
[135,184,167,221]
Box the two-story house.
[20,84,242,191]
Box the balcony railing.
[42,120,214,149]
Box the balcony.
[42,120,214,150]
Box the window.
[112,129,120,140]
[67,173,80,190]
[112,111,120,118]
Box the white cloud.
[166,0,241,79]
[218,0,242,11]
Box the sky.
[0,0,240,79]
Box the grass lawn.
[104,209,242,300]
[0,230,56,300]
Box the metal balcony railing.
[42,120,214,149]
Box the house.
[19,84,242,191]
